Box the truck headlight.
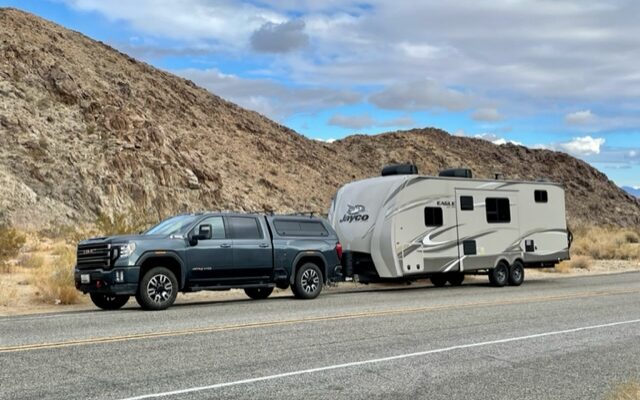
[118,242,136,258]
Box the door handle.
[220,243,231,248]
[259,243,270,248]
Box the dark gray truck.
[74,213,343,310]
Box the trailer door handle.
[220,243,231,248]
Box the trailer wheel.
[447,272,465,286]
[244,287,274,300]
[89,293,129,310]
[488,262,509,287]
[509,260,525,286]
[430,274,448,287]
[293,263,323,299]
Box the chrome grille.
[76,242,111,269]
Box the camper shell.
[328,167,571,287]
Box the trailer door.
[454,189,520,272]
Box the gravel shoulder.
[1,259,638,317]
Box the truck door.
[455,189,519,271]
[186,216,234,283]
[227,216,273,281]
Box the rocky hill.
[1,8,639,229]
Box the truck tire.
[489,262,509,287]
[136,267,178,310]
[509,260,525,286]
[292,262,323,299]
[430,274,447,287]
[244,287,274,300]
[90,293,130,310]
[447,272,465,286]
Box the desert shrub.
[0,226,26,273]
[0,284,17,306]
[20,253,46,269]
[606,379,640,400]
[555,256,592,273]
[95,210,154,236]
[41,224,94,245]
[571,226,640,261]
[31,244,80,305]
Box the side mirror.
[198,224,213,240]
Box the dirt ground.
[1,259,639,317]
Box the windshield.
[144,215,199,236]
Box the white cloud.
[314,137,336,143]
[176,68,361,119]
[328,113,375,130]
[557,136,605,156]
[472,107,503,122]
[327,113,416,130]
[565,110,596,125]
[473,133,522,146]
[369,79,471,111]
[250,20,309,53]
[379,115,416,127]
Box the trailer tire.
[430,274,448,287]
[489,262,509,287]
[90,293,129,310]
[509,260,525,286]
[136,267,178,310]
[447,272,465,286]
[244,287,274,300]
[292,263,323,299]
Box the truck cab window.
[229,217,263,239]
[424,207,443,227]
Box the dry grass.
[606,379,640,400]
[571,226,640,261]
[0,225,26,273]
[555,255,592,273]
[29,243,81,305]
[0,276,17,306]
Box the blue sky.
[3,0,640,188]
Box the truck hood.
[79,234,167,245]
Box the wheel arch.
[137,252,185,290]
[290,251,328,284]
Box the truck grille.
[76,242,111,269]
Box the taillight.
[335,242,343,260]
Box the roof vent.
[439,168,473,179]
[381,163,419,176]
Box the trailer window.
[424,207,443,227]
[535,190,548,203]
[273,220,329,237]
[460,196,474,211]
[485,198,511,223]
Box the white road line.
[118,318,640,400]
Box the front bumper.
[74,266,140,295]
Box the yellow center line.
[1,288,638,353]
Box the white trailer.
[328,166,571,287]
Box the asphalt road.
[1,272,640,400]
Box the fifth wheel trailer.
[328,166,571,287]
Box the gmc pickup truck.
[75,213,343,310]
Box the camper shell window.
[535,190,548,203]
[273,220,329,237]
[485,198,511,223]
[460,196,474,211]
[424,207,443,227]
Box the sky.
[2,0,640,188]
